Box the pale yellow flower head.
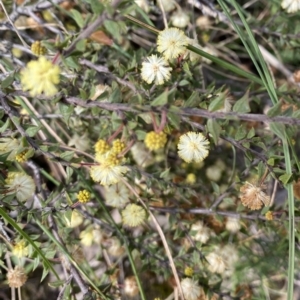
[65,210,83,228]
[80,227,94,247]
[190,221,211,244]
[90,162,128,186]
[104,183,130,208]
[20,56,60,97]
[5,172,35,202]
[177,132,210,163]
[206,252,226,274]
[157,27,189,61]
[90,151,128,186]
[281,0,300,13]
[122,203,146,227]
[12,240,29,258]
[141,55,172,85]
[180,278,203,300]
[0,138,19,160]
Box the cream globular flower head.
[180,278,203,300]
[157,27,189,61]
[206,252,226,274]
[177,132,210,163]
[122,203,146,227]
[80,227,94,247]
[65,210,83,228]
[104,183,130,208]
[190,221,211,244]
[0,137,19,160]
[240,181,270,210]
[5,172,35,202]
[90,151,128,186]
[20,56,60,97]
[281,0,300,13]
[141,55,172,85]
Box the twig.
[121,179,185,300]
[64,98,300,126]
[63,0,122,57]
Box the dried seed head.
[124,276,139,297]
[240,182,270,210]
[7,266,27,288]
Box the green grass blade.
[35,218,108,299]
[0,207,60,280]
[217,1,295,298]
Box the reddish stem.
[107,124,124,144]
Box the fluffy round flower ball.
[177,132,210,163]
[240,182,270,210]
[171,10,190,28]
[94,139,110,154]
[5,172,35,202]
[90,152,128,186]
[31,41,47,56]
[206,252,226,274]
[141,55,172,85]
[157,27,189,61]
[190,221,211,244]
[77,189,91,203]
[124,276,139,297]
[20,56,60,97]
[144,131,167,151]
[122,204,146,227]
[180,278,203,300]
[7,266,27,288]
[281,0,300,13]
[104,183,129,208]
[0,137,19,160]
[225,217,241,233]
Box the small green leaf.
[48,280,65,288]
[235,125,247,140]
[279,173,293,185]
[184,91,199,107]
[85,0,104,14]
[59,103,74,125]
[104,20,120,42]
[167,111,180,129]
[160,168,170,179]
[269,122,286,140]
[26,126,40,137]
[70,9,84,28]
[208,93,226,112]
[1,74,14,89]
[233,91,250,113]
[267,157,275,166]
[207,119,221,144]
[182,62,192,77]
[0,118,10,133]
[151,90,168,106]
[247,127,255,139]
[60,151,74,161]
[108,88,121,103]
[267,101,282,117]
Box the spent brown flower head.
[7,266,27,288]
[240,182,270,210]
